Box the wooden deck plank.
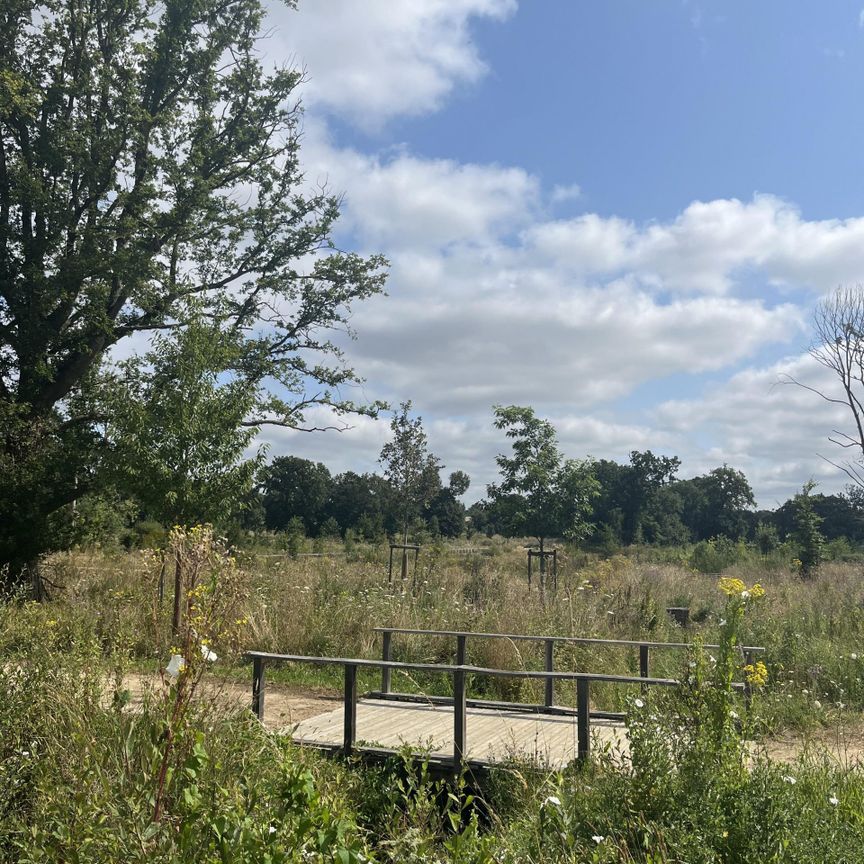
[287,698,628,767]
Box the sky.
[250,0,864,508]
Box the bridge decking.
[290,698,628,768]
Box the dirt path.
[120,672,341,730]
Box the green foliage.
[260,457,333,534]
[379,402,442,541]
[793,481,825,578]
[488,405,598,547]
[107,316,264,529]
[689,536,745,574]
[0,0,387,591]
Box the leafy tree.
[260,456,333,535]
[324,471,394,539]
[678,466,755,541]
[425,472,471,538]
[107,316,263,530]
[793,480,825,578]
[0,0,386,594]
[379,402,442,544]
[487,405,598,567]
[106,317,264,631]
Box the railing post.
[252,656,265,721]
[381,631,392,695]
[343,663,358,756]
[456,633,467,667]
[577,678,590,762]
[639,644,649,693]
[544,638,555,708]
[453,667,467,770]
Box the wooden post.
[453,667,467,769]
[544,638,555,708]
[381,631,392,694]
[639,644,649,693]
[388,546,394,585]
[527,551,532,589]
[456,634,467,667]
[577,678,590,762]
[252,656,265,721]
[343,663,358,755]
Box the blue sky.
[254,0,864,507]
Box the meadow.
[3,532,864,862]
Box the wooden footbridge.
[247,628,763,771]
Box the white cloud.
[653,354,853,504]
[551,183,582,204]
[267,0,516,130]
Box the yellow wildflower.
[749,583,765,599]
[743,661,768,688]
[718,577,746,596]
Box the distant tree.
[324,472,394,538]
[679,466,755,541]
[754,521,780,557]
[793,481,825,578]
[425,472,471,538]
[260,457,333,535]
[487,405,598,569]
[379,402,442,548]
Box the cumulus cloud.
[267,0,516,129]
[653,354,854,505]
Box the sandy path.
[119,672,341,730]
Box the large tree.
[0,0,387,593]
[487,405,598,566]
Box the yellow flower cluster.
[718,577,765,599]
[743,661,768,688]
[718,577,745,596]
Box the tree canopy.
[487,405,598,550]
[0,0,387,591]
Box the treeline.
[255,457,471,540]
[471,450,864,551]
[64,448,864,553]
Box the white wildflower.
[852,653,859,660]
[783,775,796,785]
[269,825,277,834]
[741,590,750,599]
[634,698,645,709]
[729,710,739,720]
[592,835,605,844]
[814,700,822,709]
[829,795,839,806]
[166,654,185,678]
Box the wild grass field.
[3,532,864,862]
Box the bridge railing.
[372,626,765,709]
[245,650,680,766]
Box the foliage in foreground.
[3,557,864,862]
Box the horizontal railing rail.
[245,650,679,767]
[372,626,764,711]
